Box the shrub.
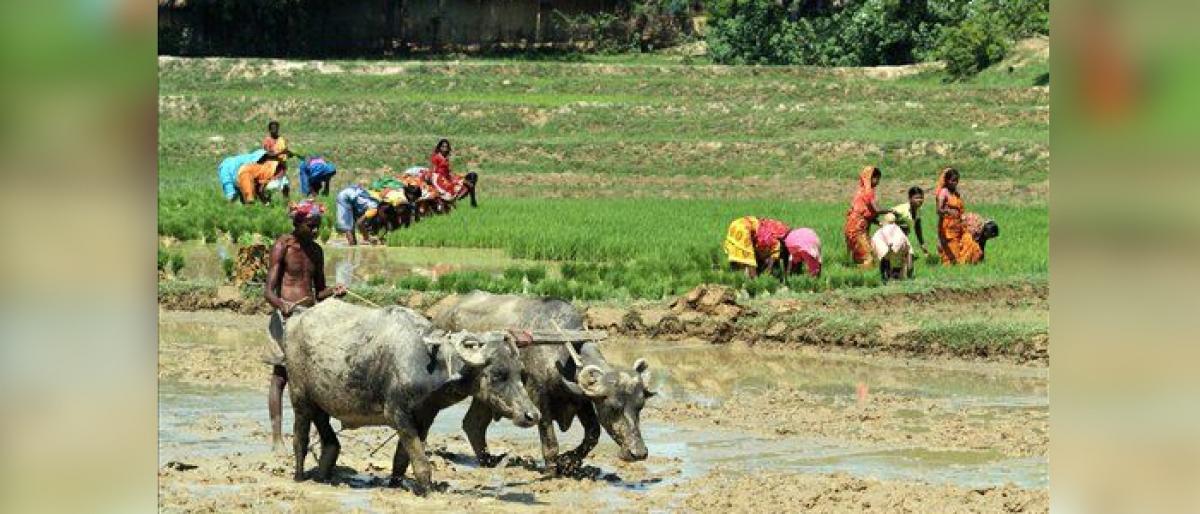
[936,14,1010,80]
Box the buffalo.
[428,291,654,476]
[283,299,540,495]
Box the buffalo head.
[451,332,541,428]
[562,344,654,461]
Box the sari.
[843,166,879,264]
[236,160,281,202]
[429,152,467,200]
[935,169,983,265]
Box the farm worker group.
[214,121,479,246]
[722,165,999,283]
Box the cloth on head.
[754,218,790,251]
[288,199,326,222]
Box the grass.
[158,52,1049,301]
[158,55,1049,191]
[157,195,1046,300]
[902,319,1047,353]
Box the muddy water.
[158,311,1048,511]
[168,241,553,283]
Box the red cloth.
[754,218,790,250]
[429,152,467,199]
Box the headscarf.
[754,218,790,250]
[935,167,955,194]
[288,199,326,222]
[857,166,879,195]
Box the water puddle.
[169,241,554,283]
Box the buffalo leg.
[537,415,562,476]
[390,433,410,488]
[291,402,313,482]
[463,398,502,466]
[563,405,600,469]
[398,429,433,496]
[312,411,340,483]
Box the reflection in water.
[600,340,1047,408]
[170,241,553,283]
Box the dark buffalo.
[428,291,654,475]
[284,299,540,495]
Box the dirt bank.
[158,280,1048,364]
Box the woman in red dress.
[429,139,479,210]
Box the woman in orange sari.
[935,167,983,265]
[843,166,891,268]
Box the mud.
[160,308,1046,509]
[638,469,1047,512]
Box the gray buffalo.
[428,291,654,475]
[283,299,540,495]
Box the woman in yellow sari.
[723,216,789,278]
[935,167,983,265]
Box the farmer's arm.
[914,216,928,253]
[264,239,288,312]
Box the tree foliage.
[705,0,1048,76]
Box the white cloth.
[871,224,910,264]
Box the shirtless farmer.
[263,200,347,449]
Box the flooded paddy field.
[158,310,1047,512]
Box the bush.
[157,247,186,276]
[936,14,1010,80]
[706,0,1045,72]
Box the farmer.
[298,155,337,197]
[881,186,931,258]
[334,183,382,246]
[263,120,291,161]
[844,166,894,268]
[217,149,267,202]
[429,139,474,207]
[722,216,789,279]
[872,223,912,282]
[262,199,347,450]
[935,167,983,265]
[963,212,1000,261]
[781,227,822,278]
[236,158,284,204]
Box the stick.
[369,432,398,457]
[345,288,382,308]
